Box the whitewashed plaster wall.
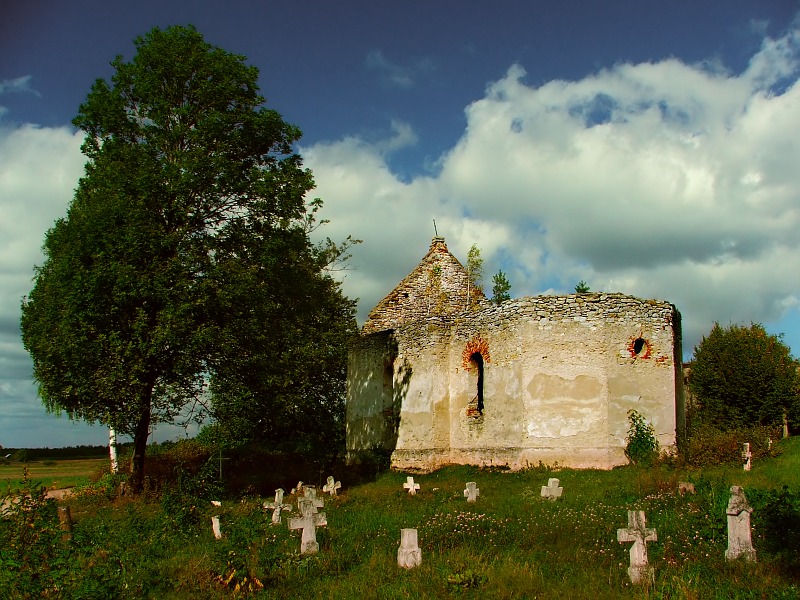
[346,293,683,471]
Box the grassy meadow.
[0,458,105,491]
[2,440,800,598]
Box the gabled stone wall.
[362,237,486,334]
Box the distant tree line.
[2,445,126,461]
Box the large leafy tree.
[689,322,800,432]
[21,25,356,491]
[207,226,357,460]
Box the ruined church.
[346,237,684,471]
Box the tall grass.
[2,441,800,598]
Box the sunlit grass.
[4,439,800,597]
[0,458,105,491]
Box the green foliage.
[749,486,800,560]
[447,568,488,591]
[574,280,591,293]
[690,322,800,430]
[682,423,781,467]
[5,446,800,597]
[491,269,511,304]
[20,25,357,490]
[624,409,660,466]
[466,244,484,307]
[11,449,31,463]
[0,469,68,597]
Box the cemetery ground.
[3,440,800,598]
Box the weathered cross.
[617,510,657,584]
[725,486,756,562]
[291,481,304,495]
[540,478,563,501]
[289,487,327,554]
[463,481,480,503]
[211,515,223,540]
[264,488,292,524]
[403,476,420,495]
[742,443,752,472]
[397,528,422,569]
[323,476,342,497]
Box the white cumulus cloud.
[305,26,800,357]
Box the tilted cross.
[323,476,342,497]
[403,476,420,495]
[540,478,563,500]
[264,488,292,524]
[463,481,480,503]
[742,443,752,471]
[617,510,657,584]
[289,487,326,554]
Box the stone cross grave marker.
[397,528,422,569]
[211,515,223,540]
[742,443,752,471]
[403,476,420,495]
[291,481,304,495]
[58,506,73,541]
[725,486,756,562]
[289,486,327,554]
[58,506,73,533]
[541,478,563,501]
[323,476,342,497]
[264,488,292,524]
[463,482,480,503]
[617,510,657,584]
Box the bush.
[0,469,71,597]
[689,322,799,430]
[682,424,781,467]
[624,409,660,466]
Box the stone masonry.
[347,237,684,471]
[362,237,487,334]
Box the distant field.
[0,458,107,491]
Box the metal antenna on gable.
[433,220,438,237]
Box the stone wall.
[347,292,683,471]
[362,237,486,334]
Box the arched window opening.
[470,351,484,414]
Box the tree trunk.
[128,401,152,494]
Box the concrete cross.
[264,488,292,524]
[289,487,327,554]
[725,486,756,562]
[617,510,657,584]
[742,443,752,471]
[323,476,342,497]
[211,515,223,540]
[463,481,480,503]
[540,478,563,501]
[397,528,422,569]
[403,476,420,495]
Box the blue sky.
[1,1,799,448]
